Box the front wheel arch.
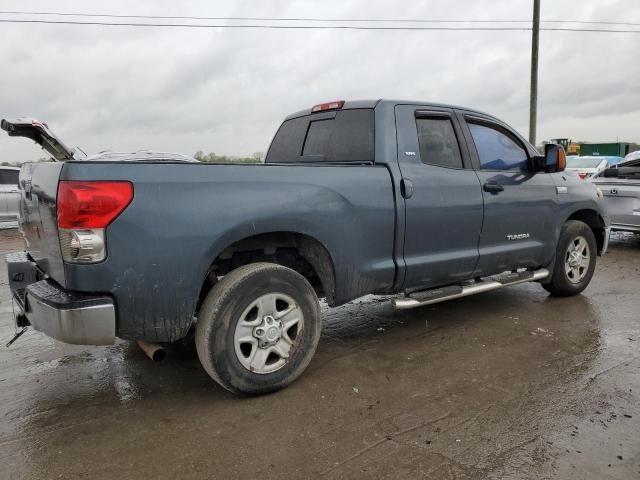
[565,209,607,255]
[543,220,597,296]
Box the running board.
[392,268,550,310]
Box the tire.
[543,220,597,297]
[195,262,321,395]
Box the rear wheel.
[543,220,597,296]
[195,263,321,395]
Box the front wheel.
[195,263,321,395]
[543,220,597,297]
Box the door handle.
[400,178,414,199]
[483,181,504,194]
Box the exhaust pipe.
[137,340,166,362]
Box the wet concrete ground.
[0,229,638,479]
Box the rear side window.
[265,109,374,163]
[468,122,528,170]
[0,169,19,185]
[415,118,463,168]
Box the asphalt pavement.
[0,229,638,479]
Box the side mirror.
[536,143,566,173]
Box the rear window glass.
[0,169,19,185]
[265,109,374,163]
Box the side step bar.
[392,268,550,310]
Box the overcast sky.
[1,0,639,162]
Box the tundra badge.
[506,233,530,241]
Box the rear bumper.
[7,252,116,345]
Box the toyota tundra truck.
[2,100,610,395]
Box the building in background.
[546,140,639,157]
[579,142,634,157]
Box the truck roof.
[284,99,494,120]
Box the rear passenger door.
[395,105,484,290]
[457,112,557,274]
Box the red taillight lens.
[57,181,133,229]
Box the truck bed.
[21,160,397,341]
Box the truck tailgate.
[19,161,67,286]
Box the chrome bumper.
[26,286,116,345]
[7,253,116,345]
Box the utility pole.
[529,0,540,146]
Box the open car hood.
[1,118,76,161]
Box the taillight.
[57,181,133,229]
[57,181,133,263]
[311,100,345,113]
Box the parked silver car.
[0,166,20,221]
[593,159,640,233]
[566,155,622,180]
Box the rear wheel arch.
[195,232,336,314]
[195,262,322,394]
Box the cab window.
[415,118,463,169]
[468,122,528,171]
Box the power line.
[0,19,529,30]
[0,10,639,27]
[1,18,639,33]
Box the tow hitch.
[5,311,29,347]
[6,326,28,347]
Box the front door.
[456,112,557,275]
[395,105,484,290]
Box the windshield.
[566,157,605,169]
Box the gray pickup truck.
[2,100,610,395]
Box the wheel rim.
[233,292,304,374]
[564,235,590,284]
